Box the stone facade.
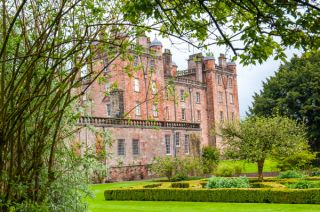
[77,35,239,181]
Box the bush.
[207,177,250,188]
[215,164,235,177]
[202,146,220,174]
[275,151,316,171]
[151,156,204,181]
[104,188,320,204]
[311,168,320,177]
[143,183,162,188]
[278,170,305,179]
[151,157,176,181]
[286,181,311,189]
[171,182,189,188]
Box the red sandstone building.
[77,35,239,180]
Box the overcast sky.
[157,36,300,118]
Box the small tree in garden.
[151,157,176,181]
[202,146,220,174]
[219,115,309,180]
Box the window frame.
[152,104,158,117]
[181,108,186,120]
[117,139,125,156]
[180,89,185,102]
[106,104,111,117]
[135,102,141,116]
[196,92,200,104]
[175,132,180,147]
[165,135,171,155]
[134,78,140,92]
[132,139,140,155]
[184,134,190,155]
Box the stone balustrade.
[78,116,201,129]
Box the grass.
[219,159,278,173]
[87,180,320,212]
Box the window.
[105,82,110,92]
[165,106,169,120]
[217,74,222,85]
[184,135,190,154]
[175,132,180,147]
[181,108,186,120]
[227,77,232,88]
[229,93,234,104]
[151,81,157,94]
[134,78,140,92]
[150,59,155,69]
[134,56,139,67]
[132,139,140,155]
[218,91,223,103]
[220,111,224,123]
[165,135,171,155]
[180,90,185,101]
[196,92,200,104]
[152,104,158,117]
[117,139,125,155]
[231,112,235,121]
[135,102,141,116]
[197,110,201,121]
[106,104,111,117]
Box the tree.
[0,0,140,210]
[121,0,320,65]
[249,52,320,152]
[220,116,309,180]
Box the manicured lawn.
[87,181,320,212]
[219,159,278,173]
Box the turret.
[149,37,162,56]
[203,55,215,71]
[218,54,226,68]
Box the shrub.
[202,146,220,174]
[215,164,235,177]
[278,170,305,179]
[151,157,176,181]
[275,150,316,171]
[310,168,320,177]
[207,177,250,188]
[171,174,188,182]
[143,183,162,188]
[287,181,312,189]
[104,188,320,204]
[171,182,189,188]
[151,156,204,181]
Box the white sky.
[157,36,301,118]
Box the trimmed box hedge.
[171,182,189,188]
[104,188,320,204]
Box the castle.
[77,35,239,181]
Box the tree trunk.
[257,159,265,181]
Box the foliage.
[206,177,249,189]
[171,182,190,188]
[104,188,320,204]
[249,52,320,152]
[151,156,204,181]
[0,0,138,210]
[286,181,311,189]
[121,0,320,65]
[278,170,305,179]
[275,150,316,171]
[202,146,220,174]
[215,164,237,177]
[151,157,176,181]
[220,115,309,180]
[143,183,162,188]
[311,168,320,177]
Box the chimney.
[218,54,226,68]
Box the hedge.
[104,188,320,204]
[143,183,162,188]
[171,182,189,188]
